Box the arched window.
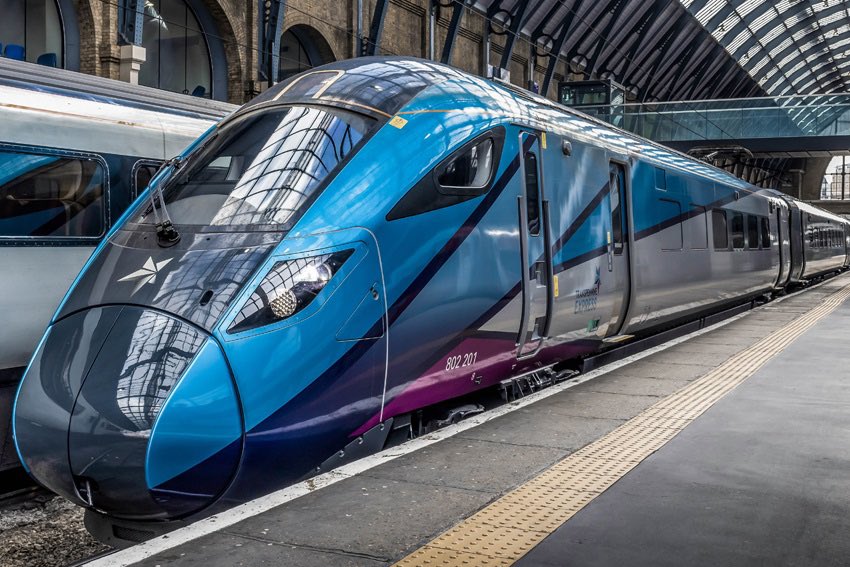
[278,25,334,82]
[0,0,63,66]
[139,0,212,97]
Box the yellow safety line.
[395,278,850,567]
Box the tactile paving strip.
[394,278,850,567]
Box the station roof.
[471,0,850,102]
[680,0,850,96]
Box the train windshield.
[134,105,375,229]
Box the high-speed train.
[0,58,235,472]
[13,57,850,544]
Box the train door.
[786,200,805,282]
[775,200,791,287]
[603,162,631,338]
[843,224,850,268]
[516,131,554,358]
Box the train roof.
[0,58,236,121]
[225,57,844,225]
[234,57,463,120]
[763,190,850,225]
[795,199,850,224]
[0,83,223,158]
[233,58,756,192]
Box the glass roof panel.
[467,0,850,102]
[679,0,850,94]
[762,24,784,44]
[750,11,774,32]
[727,29,752,52]
[695,0,726,23]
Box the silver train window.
[0,150,105,238]
[712,209,729,250]
[760,217,771,249]
[730,212,745,249]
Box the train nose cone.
[14,306,243,520]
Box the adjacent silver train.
[0,58,235,472]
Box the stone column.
[119,44,146,85]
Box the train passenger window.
[712,209,728,250]
[760,217,770,248]
[746,215,759,250]
[730,212,744,249]
[524,151,541,236]
[655,167,667,191]
[0,150,105,238]
[658,198,682,251]
[132,160,164,199]
[387,128,505,220]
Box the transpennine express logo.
[118,257,173,295]
[574,266,601,313]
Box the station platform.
[91,274,850,567]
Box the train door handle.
[534,261,546,284]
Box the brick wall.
[70,0,573,105]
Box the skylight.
[679,0,850,95]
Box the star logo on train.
[118,257,172,295]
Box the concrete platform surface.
[97,275,850,567]
[516,290,850,567]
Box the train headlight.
[269,290,298,319]
[228,250,353,333]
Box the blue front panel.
[215,228,387,495]
[147,339,242,491]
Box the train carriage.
[11,57,849,545]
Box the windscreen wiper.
[149,156,183,247]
